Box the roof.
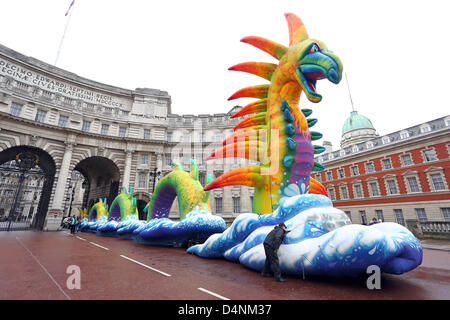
[342,111,375,134]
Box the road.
[1,230,449,300]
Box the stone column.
[122,150,133,189]
[156,153,163,172]
[45,140,74,231]
[52,142,74,209]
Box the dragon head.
[293,39,343,103]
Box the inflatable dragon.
[144,159,212,221]
[88,198,109,221]
[205,13,342,214]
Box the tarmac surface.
[1,230,449,300]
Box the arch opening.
[0,146,56,231]
[74,156,120,213]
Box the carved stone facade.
[0,44,252,230]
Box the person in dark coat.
[262,222,289,282]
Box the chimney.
[323,141,333,154]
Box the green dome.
[342,111,374,134]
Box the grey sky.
[1,0,448,148]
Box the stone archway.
[74,156,121,212]
[0,146,56,230]
[135,192,150,220]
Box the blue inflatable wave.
[79,209,226,247]
[187,194,422,276]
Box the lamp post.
[149,168,161,193]
[68,180,77,217]
[7,152,39,231]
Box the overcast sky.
[0,0,448,148]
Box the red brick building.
[312,113,450,226]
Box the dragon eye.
[309,44,320,54]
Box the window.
[327,171,333,181]
[10,102,22,116]
[340,186,349,200]
[369,182,379,196]
[215,133,223,142]
[365,162,375,173]
[199,174,206,186]
[445,118,450,127]
[338,169,345,179]
[400,131,409,139]
[415,208,428,222]
[82,120,91,132]
[354,184,363,198]
[406,176,420,193]
[394,209,405,226]
[340,150,346,157]
[196,154,204,165]
[144,129,151,140]
[359,210,367,225]
[344,211,352,222]
[375,210,384,221]
[328,188,336,201]
[58,115,68,128]
[430,173,445,190]
[352,145,359,153]
[141,154,149,165]
[233,197,240,214]
[351,166,359,176]
[167,132,173,142]
[382,136,390,144]
[138,173,147,188]
[386,179,398,195]
[165,154,172,166]
[367,141,374,149]
[119,127,127,138]
[35,109,47,123]
[182,156,190,166]
[420,124,431,133]
[400,154,413,166]
[101,124,109,135]
[215,197,223,213]
[441,208,450,222]
[423,149,437,162]
[315,174,322,182]
[382,158,392,170]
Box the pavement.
[419,239,450,251]
[1,230,449,300]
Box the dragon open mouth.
[296,42,342,103]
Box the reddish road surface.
[1,231,449,300]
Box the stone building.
[0,43,252,230]
[312,110,450,226]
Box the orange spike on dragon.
[205,13,343,214]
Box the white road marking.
[120,254,171,277]
[198,287,230,300]
[15,237,71,300]
[89,242,109,251]
[76,236,86,241]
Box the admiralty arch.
[0,43,254,231]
